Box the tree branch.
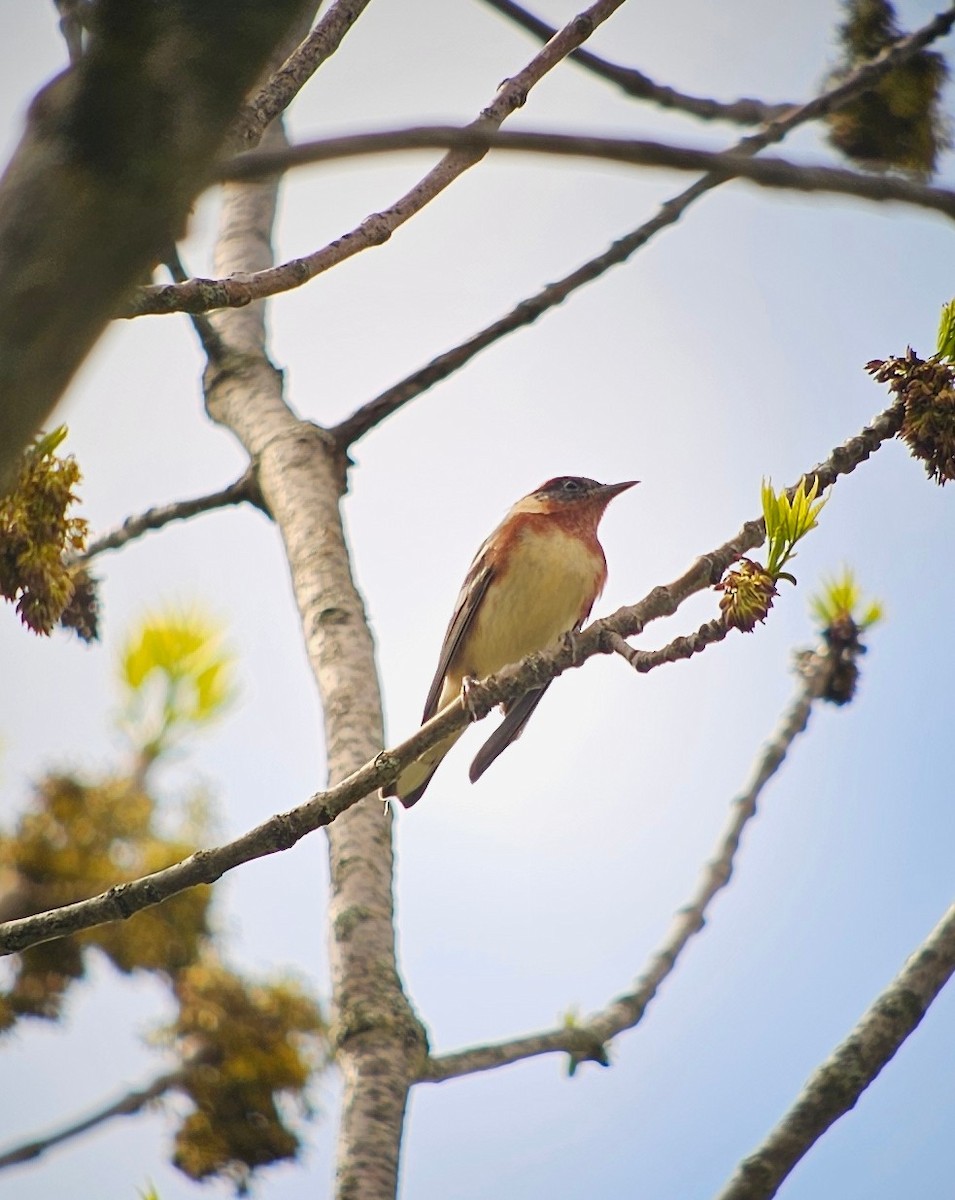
[479,0,793,123]
[122,0,629,319]
[421,643,840,1081]
[76,468,263,563]
[216,125,955,219]
[0,400,902,959]
[0,0,312,488]
[0,1070,181,1170]
[714,900,955,1200]
[230,0,375,151]
[330,2,955,447]
[120,3,955,332]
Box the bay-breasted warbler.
[383,475,637,807]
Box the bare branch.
[608,617,730,671]
[76,468,262,564]
[0,400,901,960]
[230,0,375,152]
[121,3,955,332]
[216,125,955,219]
[0,1071,181,1171]
[421,644,839,1081]
[480,0,792,123]
[122,0,630,319]
[331,4,955,446]
[714,900,955,1200]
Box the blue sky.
[1,2,954,1198]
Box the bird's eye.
[562,479,581,492]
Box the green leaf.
[762,477,827,582]
[937,299,955,361]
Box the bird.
[383,475,637,808]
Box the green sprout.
[762,475,828,584]
[807,567,883,705]
[810,567,883,633]
[937,299,955,362]
[718,477,828,633]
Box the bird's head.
[509,476,637,529]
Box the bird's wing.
[467,683,551,783]
[420,544,495,722]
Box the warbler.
[384,475,637,807]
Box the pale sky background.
[2,2,955,1198]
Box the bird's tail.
[381,729,464,808]
[468,685,549,783]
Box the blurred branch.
[0,400,902,959]
[0,0,312,489]
[0,1070,181,1170]
[331,3,955,447]
[122,0,630,318]
[76,468,263,564]
[53,0,90,65]
[715,900,955,1200]
[230,0,374,151]
[479,0,792,123]
[422,645,840,1081]
[218,124,955,216]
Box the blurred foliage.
[58,564,101,642]
[807,568,883,705]
[716,478,827,633]
[121,608,237,764]
[0,773,212,1025]
[0,426,96,638]
[810,566,883,633]
[0,609,328,1188]
[825,0,950,178]
[867,349,955,484]
[167,961,327,1192]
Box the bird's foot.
[461,674,482,721]
[562,628,584,665]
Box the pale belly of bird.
[464,526,602,679]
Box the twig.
[714,900,955,1200]
[330,3,955,447]
[76,469,262,563]
[121,0,629,318]
[479,0,792,123]
[0,1070,181,1170]
[0,400,902,959]
[217,125,955,218]
[421,645,838,1081]
[230,0,375,151]
[607,618,729,671]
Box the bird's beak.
[598,480,639,500]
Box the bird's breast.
[462,523,606,679]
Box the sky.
[2,1,955,1198]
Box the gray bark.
[203,122,425,1200]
